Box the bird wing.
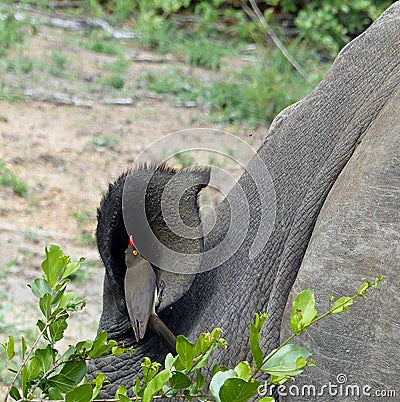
[124,258,156,342]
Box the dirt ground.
[0,17,266,390]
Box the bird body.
[124,242,158,342]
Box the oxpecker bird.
[124,235,176,352]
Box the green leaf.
[210,369,236,402]
[164,352,178,371]
[115,384,133,401]
[6,335,15,360]
[258,398,275,402]
[21,336,27,360]
[92,372,107,399]
[249,323,263,369]
[39,293,52,319]
[29,278,52,299]
[219,378,260,402]
[212,365,229,376]
[61,258,85,281]
[142,357,161,383]
[261,344,311,378]
[290,290,317,334]
[48,373,77,393]
[117,395,131,402]
[60,360,87,385]
[194,332,212,355]
[26,356,43,381]
[41,245,69,288]
[65,383,93,402]
[234,361,253,381]
[49,317,68,342]
[331,296,353,314]
[115,384,127,397]
[357,281,369,296]
[48,387,64,400]
[10,386,21,401]
[133,378,144,398]
[142,369,170,402]
[35,346,56,372]
[169,371,191,389]
[253,313,268,331]
[194,370,205,393]
[88,330,116,359]
[176,335,195,371]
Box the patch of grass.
[22,229,41,243]
[88,134,120,149]
[143,68,201,104]
[72,208,96,247]
[0,257,18,280]
[72,208,92,226]
[173,151,197,168]
[103,74,124,89]
[5,57,34,74]
[48,50,68,77]
[0,80,24,102]
[135,12,176,53]
[175,38,233,70]
[0,13,26,56]
[0,159,28,197]
[201,47,324,127]
[103,55,130,74]
[110,0,136,22]
[80,31,121,55]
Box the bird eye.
[132,249,138,256]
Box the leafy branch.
[1,245,132,402]
[1,244,385,402]
[127,276,385,402]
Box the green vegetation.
[0,0,390,126]
[1,245,385,401]
[48,50,68,77]
[103,74,124,89]
[267,0,393,56]
[0,159,28,197]
[72,208,96,246]
[0,13,26,56]
[103,56,130,74]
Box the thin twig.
[3,324,49,402]
[242,0,313,86]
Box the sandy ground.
[0,18,265,392]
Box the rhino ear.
[181,166,211,192]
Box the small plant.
[103,56,130,74]
[48,50,68,77]
[173,151,197,168]
[1,243,385,401]
[104,74,124,89]
[72,208,96,246]
[0,159,28,197]
[0,13,26,56]
[5,57,34,74]
[176,39,233,70]
[1,245,132,401]
[130,276,385,401]
[81,31,120,55]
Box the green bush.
[268,0,393,56]
[1,244,385,401]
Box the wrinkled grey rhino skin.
[280,29,400,402]
[88,2,400,398]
